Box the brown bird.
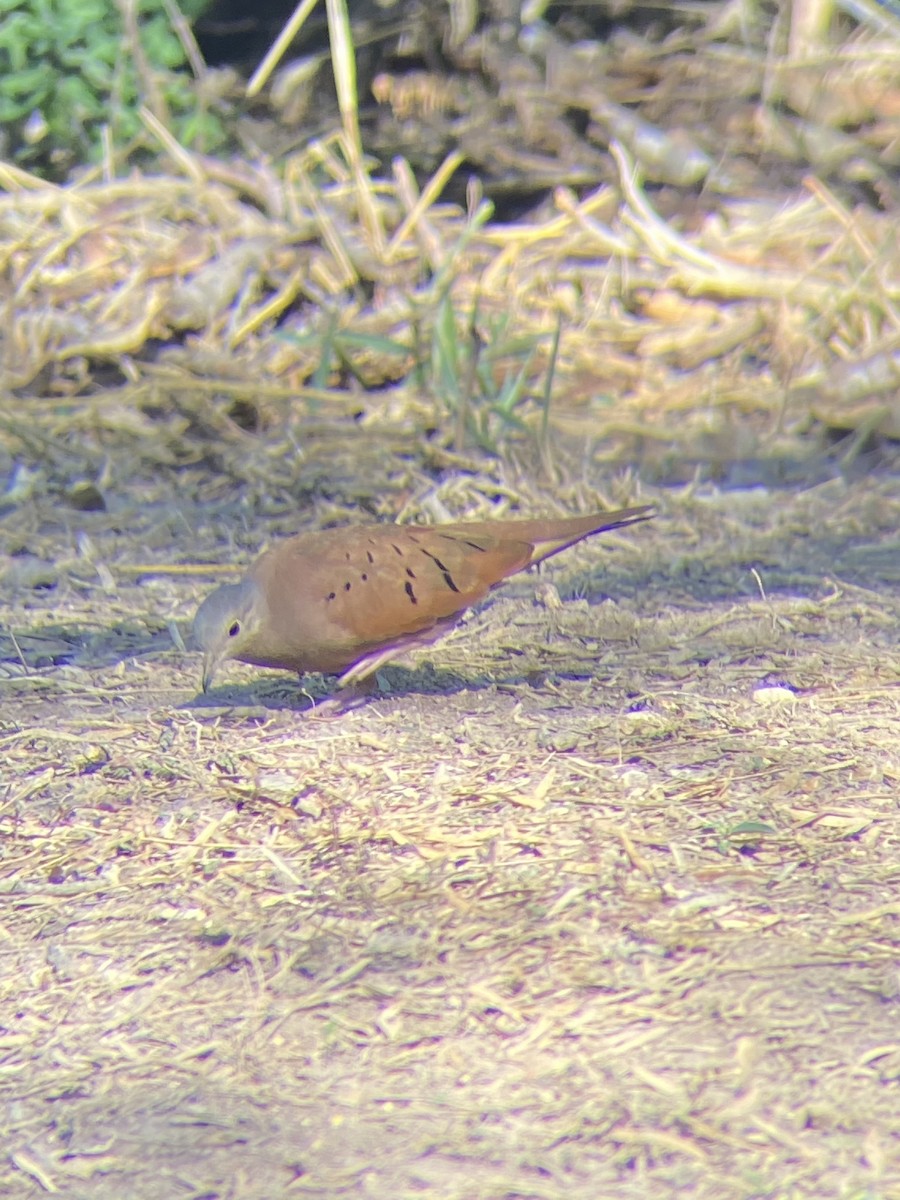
[194,506,653,693]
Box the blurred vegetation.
[0,0,224,174]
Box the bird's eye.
[228,621,241,637]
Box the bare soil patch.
[2,4,900,1196]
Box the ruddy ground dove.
[193,506,652,692]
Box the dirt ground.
[2,453,900,1199]
[3,0,900,1194]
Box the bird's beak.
[201,653,218,693]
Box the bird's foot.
[304,674,379,717]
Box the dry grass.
[2,4,900,1197]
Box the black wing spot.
[406,567,416,579]
[366,551,374,564]
[344,581,352,591]
[439,534,486,553]
[361,573,368,582]
[391,543,404,556]
[421,549,460,593]
[326,591,336,601]
[405,581,417,604]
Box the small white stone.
[752,686,796,706]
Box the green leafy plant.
[0,0,221,174]
[420,290,552,455]
[281,310,414,394]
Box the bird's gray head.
[193,578,265,691]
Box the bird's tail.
[521,505,654,566]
